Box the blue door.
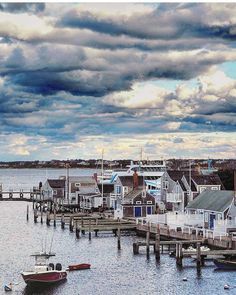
[209,214,215,229]
[147,206,152,215]
[135,207,142,217]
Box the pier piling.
[133,243,139,255]
[53,209,56,227]
[155,233,160,260]
[40,208,43,224]
[33,208,38,223]
[46,211,50,226]
[61,214,65,229]
[146,224,150,257]
[69,216,74,232]
[26,205,29,221]
[89,219,91,240]
[75,221,80,238]
[196,242,201,269]
[117,226,121,250]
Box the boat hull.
[21,270,67,285]
[214,259,236,270]
[68,263,91,271]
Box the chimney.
[133,170,139,189]
[93,173,98,183]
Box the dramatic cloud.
[0,3,236,160]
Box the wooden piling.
[178,243,183,267]
[133,243,139,254]
[75,221,80,238]
[46,211,50,226]
[26,204,29,221]
[89,219,91,240]
[33,208,38,223]
[146,225,150,257]
[117,226,121,250]
[176,243,179,265]
[196,242,201,269]
[155,233,160,260]
[95,229,98,237]
[69,216,74,232]
[61,214,65,229]
[53,209,56,227]
[40,208,43,224]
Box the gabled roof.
[68,176,96,184]
[166,170,199,181]
[122,189,153,203]
[192,174,223,186]
[186,190,234,212]
[178,180,187,191]
[118,176,144,187]
[97,183,114,194]
[48,179,65,189]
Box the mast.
[66,161,69,204]
[189,159,192,202]
[101,149,104,200]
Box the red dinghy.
[21,252,67,286]
[68,263,91,271]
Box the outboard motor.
[55,263,62,271]
[49,263,54,270]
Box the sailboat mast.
[101,149,104,199]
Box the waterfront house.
[122,189,156,218]
[97,183,114,209]
[64,176,99,204]
[42,179,65,205]
[186,190,235,229]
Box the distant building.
[42,179,65,205]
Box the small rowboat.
[68,264,91,271]
[4,284,12,292]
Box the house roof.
[68,176,96,184]
[166,170,199,181]
[118,176,144,187]
[97,183,114,194]
[186,190,234,212]
[122,189,153,204]
[192,174,223,186]
[48,179,65,189]
[178,180,187,191]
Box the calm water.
[0,169,235,294]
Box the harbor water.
[0,169,235,294]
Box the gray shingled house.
[186,190,236,229]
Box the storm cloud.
[0,3,236,160]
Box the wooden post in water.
[89,219,91,240]
[33,208,38,223]
[40,208,43,224]
[133,243,139,255]
[46,211,50,226]
[61,214,65,229]
[117,225,121,250]
[146,223,150,257]
[69,216,74,232]
[75,220,80,239]
[178,243,183,267]
[26,204,29,221]
[196,242,201,269]
[155,233,160,260]
[175,243,179,265]
[53,209,56,227]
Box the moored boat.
[21,252,67,286]
[214,259,236,270]
[68,263,91,271]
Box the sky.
[0,2,236,161]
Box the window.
[53,190,57,195]
[163,180,168,189]
[75,183,81,187]
[211,187,218,190]
[147,201,152,204]
[116,186,121,194]
[136,201,141,204]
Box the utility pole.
[101,149,104,203]
[189,160,192,202]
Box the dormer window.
[75,183,81,187]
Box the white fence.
[214,218,236,236]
